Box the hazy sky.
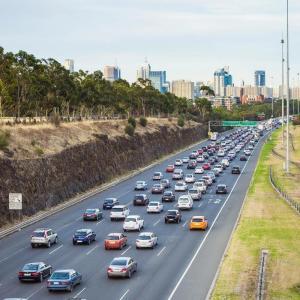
[1,0,299,86]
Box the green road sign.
[222,120,258,127]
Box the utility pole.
[281,38,285,146]
[286,0,290,173]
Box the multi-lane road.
[0,129,268,300]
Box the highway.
[0,130,267,300]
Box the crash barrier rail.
[271,149,300,170]
[269,166,300,215]
[256,249,269,300]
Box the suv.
[162,191,176,202]
[165,210,182,224]
[133,194,149,206]
[110,205,130,221]
[172,169,184,180]
[123,215,144,232]
[31,229,58,248]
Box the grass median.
[211,129,300,300]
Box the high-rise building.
[254,70,266,86]
[103,66,121,82]
[137,62,151,80]
[213,67,233,96]
[64,59,74,73]
[171,80,194,100]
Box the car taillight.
[107,268,113,272]
[18,272,24,276]
[120,268,127,272]
[31,272,39,276]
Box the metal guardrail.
[269,166,300,215]
[256,249,268,300]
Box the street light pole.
[286,0,290,173]
[281,38,285,146]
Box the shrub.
[125,124,135,136]
[34,146,44,156]
[31,139,36,146]
[177,116,185,127]
[139,116,148,127]
[0,130,10,150]
[128,116,136,128]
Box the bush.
[0,130,10,150]
[34,146,44,156]
[139,116,148,127]
[31,139,36,146]
[128,116,136,128]
[125,124,135,136]
[177,116,185,127]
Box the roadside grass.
[211,129,300,300]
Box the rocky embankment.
[0,123,207,227]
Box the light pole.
[281,38,285,146]
[286,0,290,173]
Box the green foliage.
[128,116,136,128]
[125,124,135,136]
[0,130,10,150]
[177,116,185,127]
[139,116,147,127]
[34,146,44,156]
[31,139,36,146]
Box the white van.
[177,195,193,210]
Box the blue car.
[73,229,96,245]
[47,269,82,292]
[103,198,119,210]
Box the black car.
[207,150,214,156]
[189,153,197,159]
[187,160,197,169]
[133,194,149,206]
[73,229,96,245]
[231,166,241,174]
[240,155,247,161]
[165,210,182,223]
[208,158,215,165]
[216,184,228,194]
[203,153,209,159]
[18,262,52,282]
[162,191,176,202]
[103,198,119,210]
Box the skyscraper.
[213,67,233,96]
[103,66,121,82]
[254,70,266,86]
[171,80,194,100]
[64,59,74,73]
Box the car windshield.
[154,173,161,176]
[189,189,198,193]
[218,185,226,189]
[164,191,172,196]
[149,202,158,206]
[23,263,39,271]
[106,235,119,240]
[51,272,70,280]
[192,218,204,222]
[75,230,88,236]
[153,184,161,188]
[135,195,144,200]
[125,218,137,222]
[167,211,176,215]
[179,198,189,203]
[32,231,45,237]
[111,207,123,212]
[104,199,114,203]
[85,209,96,213]
[111,259,127,266]
[138,235,151,240]
[136,181,144,185]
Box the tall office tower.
[136,61,151,80]
[103,66,121,82]
[64,59,74,73]
[171,80,194,100]
[213,67,233,96]
[254,70,266,86]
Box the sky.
[1,0,300,87]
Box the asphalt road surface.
[0,130,268,300]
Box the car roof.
[107,232,123,236]
[192,216,205,219]
[53,269,76,273]
[149,201,160,204]
[138,232,154,236]
[76,228,91,232]
[218,184,226,187]
[112,205,126,208]
[24,262,44,265]
[126,215,140,218]
[34,228,51,232]
[167,209,178,212]
[112,256,131,261]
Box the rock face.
[0,124,206,227]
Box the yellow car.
[189,216,208,231]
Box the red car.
[104,233,127,250]
[197,149,203,155]
[202,163,211,170]
[166,164,175,173]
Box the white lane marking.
[198,203,203,208]
[167,142,254,300]
[74,287,86,298]
[96,219,104,225]
[0,247,27,264]
[121,245,132,256]
[120,289,130,300]
[157,246,166,257]
[182,221,187,227]
[49,244,63,255]
[153,219,161,226]
[26,285,44,299]
[76,216,82,221]
[86,245,99,255]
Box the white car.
[153,172,163,180]
[185,174,196,183]
[123,215,144,232]
[195,167,204,174]
[217,150,225,157]
[248,144,254,150]
[182,157,189,163]
[193,181,207,193]
[31,228,58,248]
[202,175,213,186]
[177,195,193,210]
[136,232,158,249]
[175,181,188,192]
[172,169,184,180]
[135,181,147,191]
[214,164,224,173]
[147,201,164,213]
[221,159,230,167]
[110,205,130,221]
[188,188,202,201]
[175,159,183,166]
[244,149,251,156]
[196,156,205,163]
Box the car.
[104,233,127,250]
[248,144,254,150]
[212,167,221,176]
[188,188,202,201]
[216,184,228,194]
[136,232,158,249]
[197,156,205,163]
[147,201,164,213]
[151,183,165,194]
[195,167,204,174]
[193,181,207,194]
[134,181,148,191]
[110,205,130,221]
[165,210,182,223]
[175,159,183,166]
[187,160,197,169]
[31,229,58,248]
[208,157,215,165]
[217,150,225,157]
[207,171,216,182]
[162,191,176,202]
[18,262,52,282]
[182,157,189,163]
[197,149,204,155]
[47,269,82,292]
[221,158,230,167]
[203,153,209,159]
[174,181,188,192]
[107,257,137,278]
[161,178,171,189]
[244,149,251,156]
[123,215,144,232]
[166,165,175,173]
[153,172,163,180]
[231,166,241,174]
[214,164,224,173]
[73,229,96,245]
[189,152,197,159]
[189,216,208,231]
[103,198,119,210]
[202,146,208,152]
[177,195,193,210]
[83,208,103,221]
[240,155,247,161]
[172,169,184,180]
[133,194,149,205]
[202,163,211,170]
[185,174,196,183]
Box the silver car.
[107,257,137,278]
[31,228,58,248]
[136,232,158,249]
